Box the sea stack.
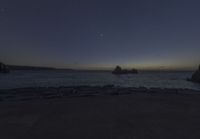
[0,62,10,73]
[112,66,138,75]
[190,65,200,83]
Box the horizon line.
[5,63,197,71]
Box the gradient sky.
[0,0,200,70]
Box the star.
[96,32,104,39]
[100,33,104,37]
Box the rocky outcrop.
[190,65,200,83]
[188,65,200,83]
[0,62,10,73]
[112,66,138,75]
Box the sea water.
[0,70,200,90]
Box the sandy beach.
[0,86,200,139]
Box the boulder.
[112,66,138,75]
[0,62,10,73]
[190,65,200,83]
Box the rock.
[190,65,200,83]
[0,62,10,73]
[112,66,122,74]
[112,66,138,74]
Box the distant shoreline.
[5,65,194,72]
[0,63,193,72]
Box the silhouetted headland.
[8,65,55,71]
[189,65,200,83]
[0,62,77,72]
[112,66,138,74]
[0,62,10,73]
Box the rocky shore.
[0,85,200,102]
[190,65,200,83]
[0,62,9,73]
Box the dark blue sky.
[0,0,200,70]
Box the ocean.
[0,70,200,90]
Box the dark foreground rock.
[190,65,200,83]
[0,62,9,73]
[112,66,138,74]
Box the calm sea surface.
[0,70,200,90]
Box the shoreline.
[1,86,200,138]
[0,85,200,102]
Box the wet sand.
[0,87,200,139]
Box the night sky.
[0,0,200,70]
